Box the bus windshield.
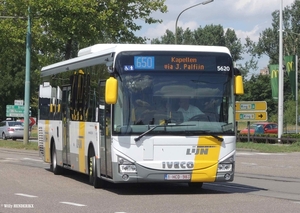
[113,51,235,135]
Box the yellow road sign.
[235,111,268,121]
[235,101,267,111]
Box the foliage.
[1,0,300,127]
[0,0,167,120]
[238,132,300,143]
[251,2,300,63]
[151,24,244,64]
[236,74,278,119]
[236,72,299,124]
[239,1,300,126]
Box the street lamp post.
[175,0,214,44]
[0,7,31,145]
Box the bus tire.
[51,143,62,175]
[89,155,103,188]
[188,182,203,188]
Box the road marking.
[0,158,19,162]
[23,158,43,162]
[15,193,37,198]
[240,162,257,166]
[293,201,300,204]
[237,152,286,156]
[60,202,86,207]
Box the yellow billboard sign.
[235,101,267,111]
[235,111,268,121]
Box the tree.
[0,0,167,120]
[236,72,294,123]
[151,29,175,44]
[236,74,277,118]
[151,24,243,64]
[244,0,300,124]
[224,28,243,62]
[194,24,225,46]
[246,1,300,68]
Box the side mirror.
[105,77,118,104]
[234,68,244,95]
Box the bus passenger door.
[99,81,113,178]
[62,85,71,166]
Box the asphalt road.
[0,148,300,213]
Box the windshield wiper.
[134,123,195,142]
[134,124,164,142]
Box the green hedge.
[237,133,300,144]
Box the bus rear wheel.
[51,143,62,175]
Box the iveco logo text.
[186,146,215,155]
[162,161,194,169]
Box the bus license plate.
[164,174,191,180]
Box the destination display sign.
[131,56,212,71]
[119,52,232,72]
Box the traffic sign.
[235,111,268,121]
[6,105,25,117]
[20,117,36,126]
[236,101,267,111]
[14,100,24,106]
[29,117,36,126]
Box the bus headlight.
[218,164,232,172]
[117,156,137,173]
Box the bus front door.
[62,85,71,167]
[99,81,113,179]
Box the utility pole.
[23,6,31,145]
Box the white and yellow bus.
[38,44,244,188]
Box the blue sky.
[135,0,294,75]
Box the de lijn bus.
[38,44,244,188]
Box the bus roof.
[41,44,231,77]
[77,44,231,57]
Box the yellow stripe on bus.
[78,122,85,173]
[44,120,50,163]
[191,136,221,182]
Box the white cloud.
[234,24,267,43]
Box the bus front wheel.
[89,152,104,188]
